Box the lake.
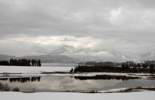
[0,63,155,93]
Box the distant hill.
[0,54,15,61]
[0,54,79,63]
[21,54,78,63]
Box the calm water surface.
[0,73,155,93]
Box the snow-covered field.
[0,65,73,73]
[0,91,155,100]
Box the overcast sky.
[0,0,155,61]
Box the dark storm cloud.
[0,1,153,31]
[0,0,154,37]
[0,0,155,61]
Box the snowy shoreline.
[1,91,155,100]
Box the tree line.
[71,61,155,73]
[0,59,41,66]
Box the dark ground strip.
[74,75,140,80]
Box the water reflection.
[0,74,155,93]
[0,77,40,83]
[10,77,40,83]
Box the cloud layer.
[0,0,155,61]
